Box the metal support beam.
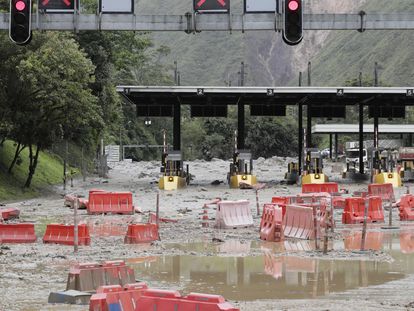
[307,104,312,148]
[329,134,333,159]
[359,103,364,174]
[237,102,245,150]
[2,13,414,31]
[374,114,379,148]
[298,104,303,174]
[335,134,339,161]
[173,103,181,151]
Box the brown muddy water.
[128,232,414,301]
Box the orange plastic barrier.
[214,200,253,229]
[332,196,346,209]
[399,194,414,221]
[344,231,384,250]
[43,224,91,246]
[137,289,240,311]
[0,207,20,220]
[260,204,283,242]
[67,260,136,292]
[271,197,290,216]
[87,191,134,215]
[0,223,36,243]
[283,205,315,240]
[89,283,148,311]
[368,183,395,203]
[124,224,159,243]
[342,197,384,224]
[302,182,339,194]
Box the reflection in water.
[400,232,414,254]
[126,232,414,301]
[129,252,414,301]
[344,231,384,251]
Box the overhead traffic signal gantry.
[9,0,32,45]
[283,0,303,46]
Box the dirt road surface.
[1,158,414,310]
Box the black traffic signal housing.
[9,0,32,45]
[283,0,303,45]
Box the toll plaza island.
[116,86,414,188]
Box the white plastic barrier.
[214,200,253,229]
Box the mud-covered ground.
[1,157,414,311]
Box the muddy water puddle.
[128,232,414,301]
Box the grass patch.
[0,140,65,201]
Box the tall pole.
[238,102,245,150]
[298,104,303,174]
[298,72,303,174]
[240,62,245,87]
[238,62,245,150]
[307,62,312,148]
[173,103,181,151]
[373,62,379,150]
[359,103,364,174]
[63,138,68,190]
[174,61,178,85]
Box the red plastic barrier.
[0,207,20,220]
[87,191,134,215]
[342,197,384,224]
[89,283,148,311]
[302,182,339,194]
[68,260,136,292]
[124,223,159,243]
[368,183,395,203]
[332,196,346,209]
[271,197,290,216]
[214,200,253,229]
[344,231,383,250]
[137,289,240,311]
[0,223,36,243]
[399,194,414,221]
[90,286,240,311]
[260,204,283,242]
[148,212,178,224]
[43,224,91,246]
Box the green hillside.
[0,141,64,201]
[302,1,414,86]
[135,0,414,87]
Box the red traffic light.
[15,0,26,11]
[288,0,299,11]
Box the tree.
[1,32,103,187]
